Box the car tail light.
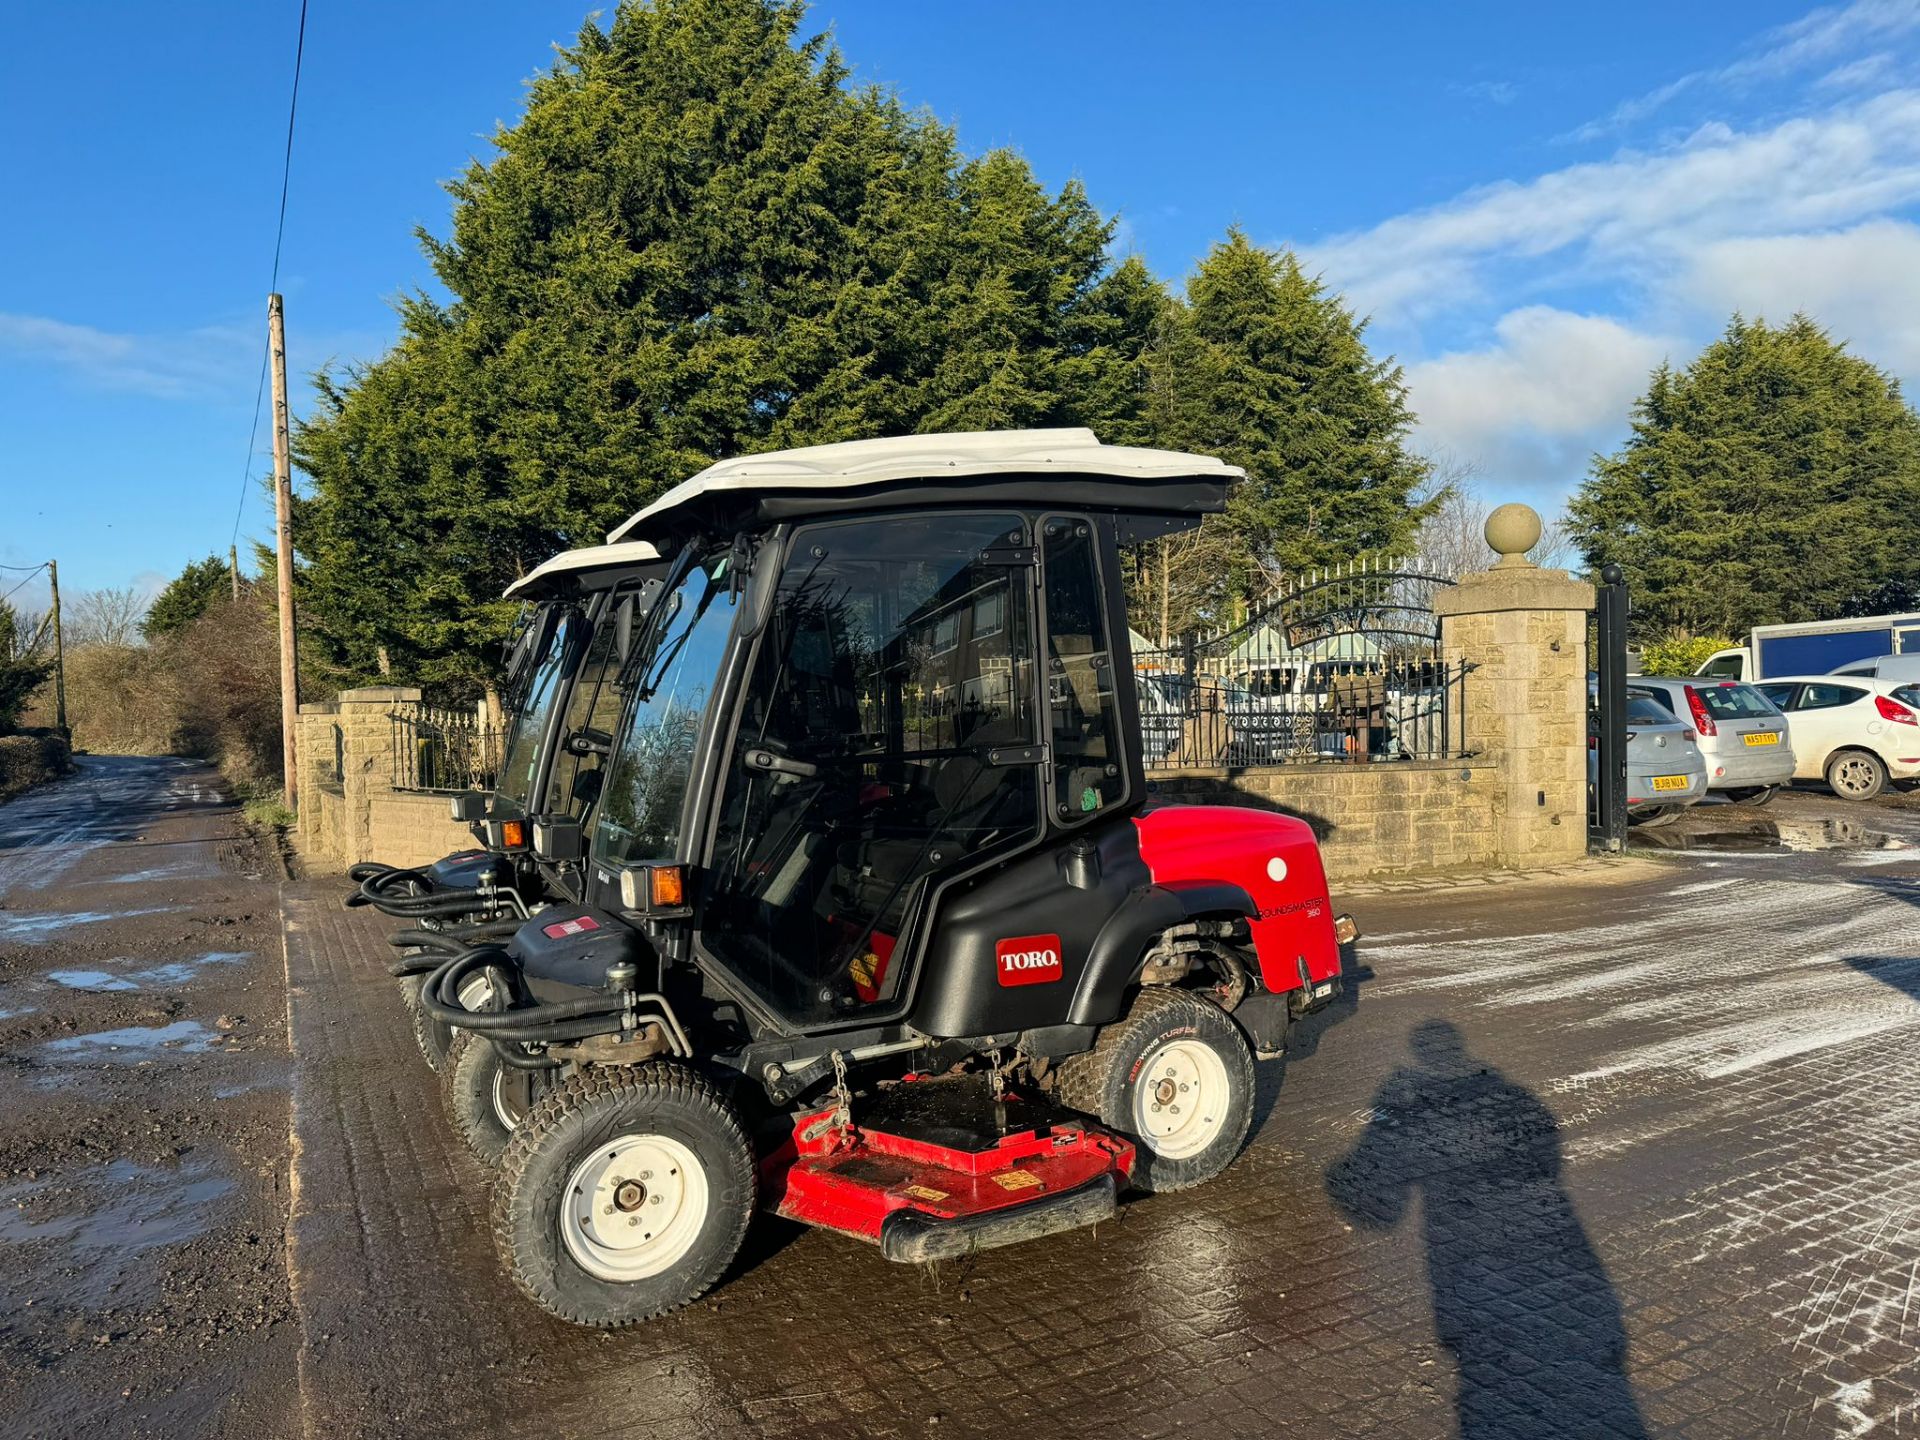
[1875,693,1919,726]
[1683,685,1717,737]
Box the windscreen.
[592,555,740,868]
[493,604,582,815]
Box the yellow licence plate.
[1744,732,1780,746]
[1650,775,1691,792]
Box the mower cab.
[422,430,1357,1325]
[348,541,672,1084]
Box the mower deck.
[768,1077,1134,1263]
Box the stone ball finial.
[1485,502,1542,568]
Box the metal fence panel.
[389,708,503,793]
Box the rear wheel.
[443,1030,540,1166]
[493,1063,755,1327]
[1827,749,1887,801]
[1724,785,1776,807]
[1628,805,1681,828]
[1054,987,1255,1194]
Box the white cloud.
[0,310,388,405]
[1570,0,1920,140]
[1405,308,1676,498]
[1674,217,1920,377]
[0,313,254,399]
[1304,90,1920,323]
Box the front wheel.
[1827,749,1887,801]
[492,1064,755,1327]
[1053,986,1256,1193]
[443,1030,541,1166]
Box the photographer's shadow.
[1326,1021,1647,1440]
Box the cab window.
[701,514,1039,1026]
[1042,517,1125,821]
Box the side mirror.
[614,595,636,665]
[449,791,489,823]
[532,816,584,863]
[565,727,613,757]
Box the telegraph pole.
[229,544,241,601]
[269,293,299,811]
[47,559,67,733]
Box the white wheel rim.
[456,974,494,1012]
[491,1065,523,1131]
[561,1134,707,1282]
[1131,1038,1232,1160]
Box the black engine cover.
[509,906,646,1001]
[423,849,499,892]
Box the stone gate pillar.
[1435,505,1594,868]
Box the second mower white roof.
[607,429,1243,543]
[504,540,666,600]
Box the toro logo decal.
[542,915,600,940]
[996,934,1063,987]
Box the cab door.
[697,512,1044,1031]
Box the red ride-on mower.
[419,430,1356,1325]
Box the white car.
[1827,654,1920,684]
[1752,676,1920,800]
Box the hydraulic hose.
[418,950,626,1035]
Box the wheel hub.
[561,1134,707,1282]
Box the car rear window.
[1626,696,1673,725]
[1693,683,1777,719]
[1894,684,1920,710]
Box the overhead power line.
[232,0,311,549]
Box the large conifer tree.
[1570,315,1920,635]
[296,0,1152,692]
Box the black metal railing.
[1133,651,1474,769]
[390,707,504,792]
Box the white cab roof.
[504,541,665,600]
[607,429,1243,542]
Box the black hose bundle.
[416,947,627,1046]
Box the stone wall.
[294,687,475,874]
[1146,758,1504,884]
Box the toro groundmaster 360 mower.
[418,430,1355,1325]
[350,543,671,1158]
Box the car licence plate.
[1650,775,1690,792]
[1744,732,1780,746]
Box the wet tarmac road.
[282,786,1920,1440]
[0,757,298,1440]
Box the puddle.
[43,952,251,993]
[0,1158,234,1308]
[41,1020,217,1062]
[98,862,218,886]
[47,970,139,992]
[0,906,182,943]
[0,1004,36,1022]
[1634,815,1906,854]
[213,1073,288,1100]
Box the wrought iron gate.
[1134,556,1472,768]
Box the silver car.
[1630,677,1794,804]
[1621,691,1708,824]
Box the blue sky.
[5,0,1920,610]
